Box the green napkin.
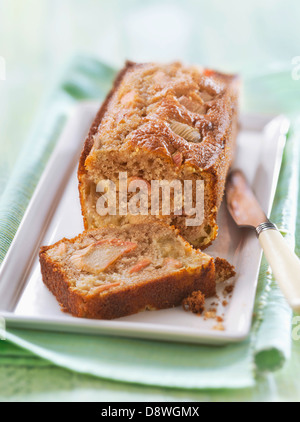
[0,56,299,389]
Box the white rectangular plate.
[0,102,289,345]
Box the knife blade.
[226,170,267,229]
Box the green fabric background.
[0,0,300,402]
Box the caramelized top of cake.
[88,61,239,171]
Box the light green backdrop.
[0,0,300,402]
[1,0,300,191]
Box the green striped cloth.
[0,56,299,390]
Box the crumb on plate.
[182,290,205,315]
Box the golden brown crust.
[79,62,238,171]
[39,223,216,320]
[78,61,137,172]
[182,290,206,315]
[78,61,138,228]
[39,245,215,320]
[78,61,239,246]
[214,257,236,283]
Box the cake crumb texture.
[182,290,206,315]
[214,257,236,283]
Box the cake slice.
[39,222,215,319]
[78,61,239,248]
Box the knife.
[226,169,300,312]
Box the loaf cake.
[39,222,215,319]
[78,61,239,248]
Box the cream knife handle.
[257,225,300,313]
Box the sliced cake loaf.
[78,61,239,248]
[39,222,215,319]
